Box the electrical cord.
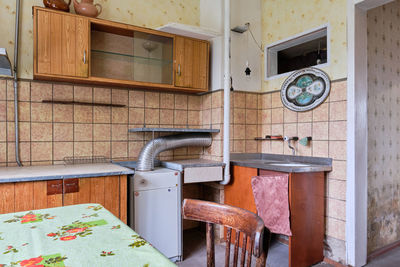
[246,23,263,52]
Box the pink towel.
[251,175,292,236]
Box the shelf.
[42,100,126,108]
[91,49,173,66]
[128,127,220,133]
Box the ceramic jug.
[73,0,102,18]
[43,0,71,12]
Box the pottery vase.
[73,0,102,18]
[43,0,71,12]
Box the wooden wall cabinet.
[225,165,325,267]
[0,175,127,223]
[33,7,210,93]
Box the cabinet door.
[175,36,209,90]
[36,9,89,77]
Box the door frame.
[346,0,394,266]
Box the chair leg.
[206,222,215,267]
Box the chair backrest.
[182,199,271,267]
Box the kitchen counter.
[230,153,332,173]
[0,163,134,183]
[161,159,225,172]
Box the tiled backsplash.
[0,77,347,258]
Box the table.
[0,204,176,267]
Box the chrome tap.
[284,136,298,155]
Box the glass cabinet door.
[90,23,173,85]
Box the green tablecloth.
[0,204,176,267]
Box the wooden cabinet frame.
[33,7,209,93]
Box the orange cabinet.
[225,165,325,267]
[0,175,127,223]
[35,9,89,78]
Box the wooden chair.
[182,198,271,267]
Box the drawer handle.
[83,50,87,64]
[51,184,61,188]
[177,64,181,76]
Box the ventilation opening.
[265,26,328,79]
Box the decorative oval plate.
[281,67,330,112]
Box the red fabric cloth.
[251,175,292,236]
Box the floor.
[177,229,400,267]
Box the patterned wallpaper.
[261,0,347,92]
[367,0,400,254]
[0,0,200,79]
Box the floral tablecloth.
[0,204,176,267]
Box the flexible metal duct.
[136,133,212,171]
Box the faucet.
[284,136,298,155]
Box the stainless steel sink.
[268,163,310,167]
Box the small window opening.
[265,26,328,79]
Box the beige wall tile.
[74,86,93,102]
[7,122,15,142]
[328,179,346,200]
[19,102,30,122]
[160,93,174,109]
[19,81,31,101]
[259,109,271,124]
[271,124,283,136]
[53,142,73,161]
[6,80,13,101]
[129,141,144,158]
[212,91,223,108]
[260,124,271,137]
[271,108,283,124]
[188,95,201,110]
[19,122,30,142]
[330,101,347,121]
[246,109,258,124]
[329,121,347,140]
[233,108,245,124]
[330,81,347,102]
[312,141,329,157]
[31,142,52,162]
[53,84,73,101]
[74,142,92,157]
[93,124,111,142]
[188,110,201,125]
[260,94,272,109]
[271,141,284,154]
[246,94,258,109]
[202,94,212,110]
[233,124,245,140]
[31,122,52,142]
[0,101,5,121]
[0,143,5,163]
[326,217,346,241]
[284,123,297,137]
[94,88,111,103]
[298,110,312,122]
[145,92,160,108]
[31,103,52,122]
[271,92,283,108]
[112,89,128,105]
[74,106,92,123]
[53,104,73,123]
[233,92,246,108]
[93,106,111,123]
[284,108,297,123]
[145,108,160,125]
[313,122,329,140]
[112,124,128,141]
[328,160,347,181]
[112,141,128,158]
[0,80,6,100]
[19,142,30,162]
[327,198,346,221]
[297,142,312,156]
[129,108,145,125]
[245,140,258,153]
[0,122,5,142]
[175,94,188,110]
[7,142,15,162]
[94,142,111,158]
[31,82,52,102]
[54,123,73,142]
[329,141,346,160]
[129,90,144,107]
[112,107,128,124]
[74,123,93,142]
[233,140,245,152]
[6,101,14,121]
[298,123,311,138]
[212,108,222,124]
[174,110,188,125]
[160,109,174,125]
[202,109,211,125]
[245,125,258,140]
[313,103,329,122]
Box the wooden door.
[36,9,89,77]
[175,36,209,90]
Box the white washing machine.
[130,168,182,262]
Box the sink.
[269,163,310,167]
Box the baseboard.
[323,257,350,267]
[367,239,400,262]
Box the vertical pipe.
[220,0,230,185]
[14,0,22,166]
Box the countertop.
[116,159,224,172]
[230,153,332,173]
[0,163,134,183]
